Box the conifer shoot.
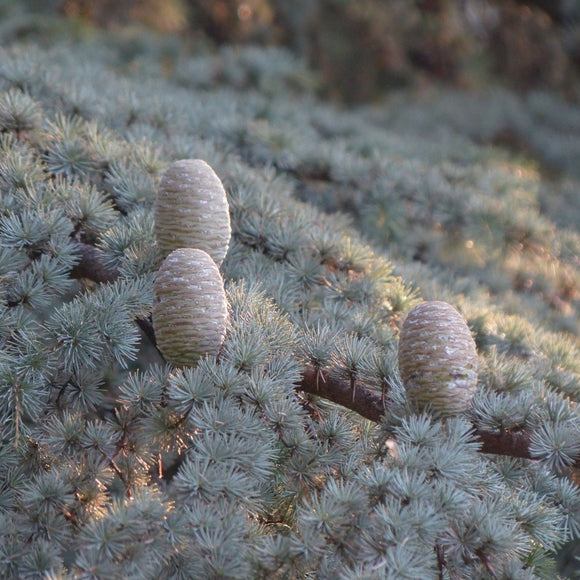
[398,300,478,417]
[153,247,228,366]
[155,159,231,265]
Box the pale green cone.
[155,159,231,265]
[153,248,228,367]
[398,300,478,417]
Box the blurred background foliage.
[3,0,580,103]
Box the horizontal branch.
[70,242,119,283]
[298,365,536,461]
[70,240,550,465]
[300,365,384,422]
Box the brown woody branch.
[71,241,544,465]
[70,242,159,350]
[298,365,535,461]
[70,242,119,283]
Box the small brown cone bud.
[398,301,478,417]
[153,248,228,366]
[155,159,231,265]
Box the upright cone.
[155,159,231,265]
[398,301,478,417]
[153,248,228,367]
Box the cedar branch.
[70,242,119,283]
[298,364,536,461]
[70,241,550,465]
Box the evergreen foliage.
[0,4,580,578]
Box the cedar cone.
[398,300,478,417]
